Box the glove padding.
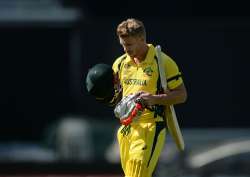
[114,94,146,125]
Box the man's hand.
[138,84,187,106]
[137,92,157,106]
[114,94,145,125]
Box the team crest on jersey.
[143,67,153,76]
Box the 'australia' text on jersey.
[123,79,147,86]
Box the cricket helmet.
[85,63,114,100]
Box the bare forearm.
[138,83,187,106]
[152,90,187,106]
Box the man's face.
[119,36,144,58]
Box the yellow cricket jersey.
[112,44,183,122]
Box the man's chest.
[120,62,158,90]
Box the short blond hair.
[116,18,146,39]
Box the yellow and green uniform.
[112,44,183,177]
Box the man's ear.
[119,37,123,45]
[138,35,146,42]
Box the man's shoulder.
[161,52,173,61]
[113,54,127,67]
[113,54,127,64]
[161,52,177,66]
[112,54,127,72]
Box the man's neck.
[133,44,149,64]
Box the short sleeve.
[163,54,183,89]
[112,54,126,74]
[112,59,120,74]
